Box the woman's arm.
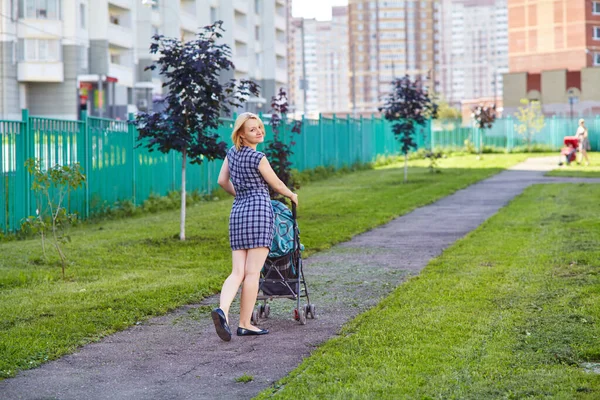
[217,157,236,196]
[258,157,298,206]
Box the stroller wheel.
[263,304,271,318]
[308,304,316,319]
[251,307,260,325]
[299,306,307,325]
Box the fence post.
[430,119,435,150]
[80,110,90,218]
[318,113,323,168]
[128,113,136,205]
[20,109,32,219]
[332,113,337,168]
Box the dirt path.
[2,157,599,400]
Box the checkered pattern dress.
[227,146,275,250]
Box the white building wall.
[0,0,288,119]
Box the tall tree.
[514,99,545,152]
[135,22,259,240]
[379,75,438,183]
[263,88,302,200]
[471,104,497,158]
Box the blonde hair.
[579,118,585,125]
[231,112,265,151]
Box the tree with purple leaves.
[380,75,438,183]
[471,104,497,159]
[135,22,260,240]
[263,88,302,200]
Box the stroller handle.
[292,202,297,220]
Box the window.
[595,53,600,66]
[255,26,260,41]
[594,26,600,40]
[80,3,86,28]
[19,0,60,19]
[254,0,260,14]
[110,53,121,64]
[594,2,600,15]
[151,0,159,10]
[210,7,217,22]
[18,39,61,61]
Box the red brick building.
[503,0,600,116]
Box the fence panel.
[29,115,86,221]
[1,119,26,233]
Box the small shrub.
[21,158,86,278]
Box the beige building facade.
[348,0,438,113]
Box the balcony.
[180,10,198,33]
[234,28,248,44]
[234,0,249,14]
[275,14,286,30]
[276,67,287,84]
[108,0,132,10]
[108,23,133,48]
[275,41,286,57]
[18,62,64,82]
[109,63,134,87]
[17,19,62,38]
[233,57,249,73]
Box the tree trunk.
[404,153,408,183]
[180,149,186,241]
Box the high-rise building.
[0,0,289,120]
[437,0,508,107]
[289,6,350,116]
[503,0,600,116]
[348,0,438,114]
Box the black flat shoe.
[211,308,231,342]
[237,327,269,336]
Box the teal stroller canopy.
[269,200,302,258]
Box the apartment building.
[289,6,350,116]
[0,0,289,120]
[348,0,438,113]
[503,0,600,116]
[437,0,508,108]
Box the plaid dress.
[227,146,275,250]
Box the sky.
[291,0,349,21]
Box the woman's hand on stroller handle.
[290,193,298,207]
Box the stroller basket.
[261,251,299,296]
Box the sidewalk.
[2,157,599,400]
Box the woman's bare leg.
[218,250,247,322]
[238,247,270,330]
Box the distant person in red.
[558,137,578,166]
[575,119,591,166]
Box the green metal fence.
[2,109,598,234]
[431,116,600,152]
[0,111,400,234]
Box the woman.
[576,118,591,166]
[211,112,298,342]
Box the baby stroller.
[559,136,578,165]
[251,200,315,325]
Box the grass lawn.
[255,184,600,399]
[546,152,600,178]
[0,153,539,379]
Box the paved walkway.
[2,157,600,400]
